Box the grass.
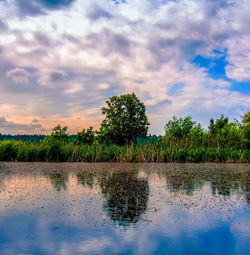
[0,140,249,163]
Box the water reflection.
[47,171,68,191]
[165,169,204,195]
[0,163,249,255]
[77,171,95,189]
[210,170,246,196]
[161,167,249,200]
[100,172,149,224]
[76,170,149,224]
[247,171,250,202]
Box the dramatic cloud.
[0,117,46,134]
[0,0,249,134]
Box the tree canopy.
[50,124,68,143]
[75,127,95,145]
[165,116,197,139]
[99,93,149,145]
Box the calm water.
[0,163,249,255]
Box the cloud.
[33,32,54,47]
[38,70,69,85]
[6,68,31,84]
[88,7,113,21]
[99,83,110,90]
[64,82,84,94]
[0,0,249,134]
[0,117,46,134]
[12,0,76,17]
[0,19,8,31]
[86,29,133,57]
[78,237,112,253]
[225,35,250,81]
[32,118,39,123]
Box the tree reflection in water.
[76,170,149,224]
[163,167,249,201]
[100,172,149,225]
[165,169,204,195]
[47,171,68,191]
[76,171,95,189]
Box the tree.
[165,116,196,139]
[99,93,149,145]
[208,115,229,134]
[241,110,250,149]
[207,115,245,148]
[75,127,95,145]
[50,124,69,143]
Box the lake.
[0,162,249,255]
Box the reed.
[0,112,249,163]
[0,139,248,163]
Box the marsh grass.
[0,139,248,163]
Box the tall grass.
[1,112,249,163]
[0,139,248,163]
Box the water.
[0,162,249,255]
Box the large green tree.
[99,93,149,145]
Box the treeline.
[0,93,249,163]
[0,134,77,142]
[0,134,46,142]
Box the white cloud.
[225,35,250,81]
[99,83,110,90]
[0,0,249,134]
[78,237,112,253]
[65,83,84,94]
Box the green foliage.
[0,93,249,163]
[50,124,69,143]
[0,140,248,163]
[207,115,245,149]
[241,110,250,149]
[0,140,19,161]
[165,116,196,139]
[75,127,95,145]
[208,115,229,134]
[164,116,206,148]
[99,93,149,145]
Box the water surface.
[0,163,249,255]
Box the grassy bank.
[0,140,249,163]
[1,111,249,163]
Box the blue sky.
[0,0,249,134]
[193,50,250,94]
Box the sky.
[0,0,249,135]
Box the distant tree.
[165,116,196,139]
[208,115,244,148]
[75,127,95,145]
[208,115,229,134]
[99,93,149,145]
[241,110,250,149]
[50,124,69,143]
